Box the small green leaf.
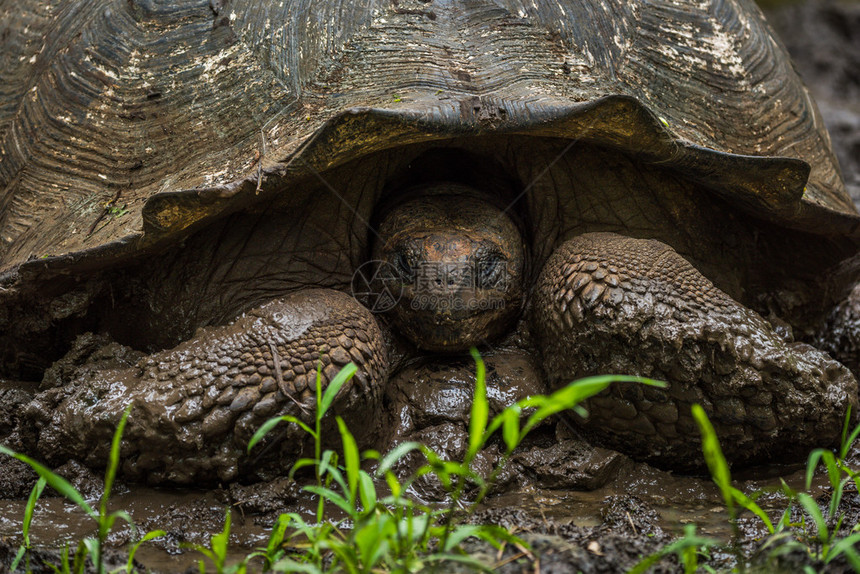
[0,446,96,519]
[304,485,353,515]
[319,363,357,418]
[729,486,773,534]
[336,416,360,505]
[376,441,422,476]
[126,530,166,573]
[501,408,521,453]
[357,470,377,515]
[102,405,132,527]
[82,538,100,573]
[249,416,315,453]
[23,476,47,543]
[830,533,860,567]
[210,510,232,567]
[797,493,829,544]
[691,404,735,519]
[806,448,827,490]
[10,546,26,572]
[467,348,488,461]
[841,417,860,459]
[442,525,482,552]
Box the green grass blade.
[288,458,319,480]
[318,450,347,494]
[629,525,716,574]
[830,477,848,519]
[776,505,793,533]
[270,558,324,573]
[384,471,402,500]
[23,476,47,543]
[840,405,852,454]
[264,514,291,560]
[837,404,860,459]
[376,441,422,476]
[73,539,90,574]
[797,493,829,544]
[806,449,827,491]
[486,408,521,454]
[248,416,315,453]
[841,421,860,460]
[126,530,166,573]
[304,485,354,515]
[729,486,774,534]
[353,514,391,571]
[691,404,735,519]
[320,363,357,418]
[522,375,663,435]
[829,533,860,567]
[822,450,841,491]
[336,416,360,505]
[210,510,232,569]
[111,509,133,528]
[0,446,96,519]
[467,348,488,462]
[501,408,521,454]
[357,470,377,515]
[103,405,132,523]
[441,524,483,552]
[81,538,99,574]
[10,546,26,572]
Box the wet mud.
[1,441,855,572]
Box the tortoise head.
[371,183,525,352]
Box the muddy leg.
[27,289,388,484]
[818,282,860,377]
[533,232,857,468]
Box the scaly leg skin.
[533,232,858,468]
[27,289,388,484]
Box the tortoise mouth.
[390,301,518,352]
[370,183,525,352]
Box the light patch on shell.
[706,25,747,79]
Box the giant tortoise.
[1,0,860,484]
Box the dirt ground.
[2,1,860,572]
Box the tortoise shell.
[0,0,857,283]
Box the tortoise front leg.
[28,289,388,484]
[533,232,857,468]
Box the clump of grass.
[244,349,665,572]
[1,352,662,573]
[186,510,248,574]
[636,404,860,573]
[0,405,165,573]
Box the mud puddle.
[0,458,821,572]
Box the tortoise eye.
[477,254,507,289]
[393,251,415,283]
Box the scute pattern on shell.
[0,0,853,277]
